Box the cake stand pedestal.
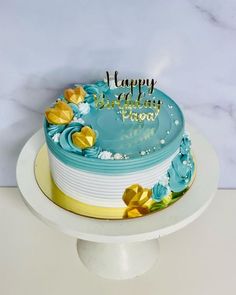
[16,125,219,280]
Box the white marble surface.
[0,0,235,187]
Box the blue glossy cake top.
[44,77,185,173]
[83,85,183,157]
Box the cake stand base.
[17,125,219,280]
[77,239,160,280]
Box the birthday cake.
[43,72,195,219]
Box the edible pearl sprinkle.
[167,130,170,134]
[140,151,146,156]
[175,120,179,125]
[160,139,165,144]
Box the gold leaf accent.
[45,101,73,125]
[122,184,152,218]
[72,126,96,149]
[64,86,86,104]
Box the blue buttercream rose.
[180,134,191,155]
[152,183,170,202]
[95,80,109,93]
[47,124,66,137]
[59,123,84,154]
[83,81,109,107]
[83,84,99,106]
[168,153,194,192]
[83,145,102,158]
[83,84,100,96]
[68,103,81,117]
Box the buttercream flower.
[83,145,102,158]
[78,102,90,115]
[59,123,84,154]
[151,182,170,202]
[47,124,66,137]
[64,86,86,104]
[98,151,113,160]
[83,84,100,96]
[180,134,191,155]
[122,184,152,218]
[83,82,109,107]
[167,153,194,192]
[45,101,73,125]
[95,80,109,92]
[72,126,96,149]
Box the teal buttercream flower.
[68,102,90,117]
[84,81,109,94]
[168,153,194,192]
[180,134,191,155]
[83,84,100,107]
[59,123,84,154]
[152,182,170,202]
[83,145,102,158]
[68,103,81,117]
[48,124,66,137]
[83,81,109,107]
[95,80,109,92]
[83,84,100,95]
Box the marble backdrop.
[0,0,235,187]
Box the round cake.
[43,73,195,219]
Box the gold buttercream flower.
[64,86,86,104]
[122,184,152,218]
[45,101,73,125]
[72,126,96,149]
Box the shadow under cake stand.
[16,125,219,280]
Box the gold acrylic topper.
[94,71,162,122]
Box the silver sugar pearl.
[160,139,165,144]
[175,120,179,125]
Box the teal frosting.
[47,124,66,137]
[83,145,102,158]
[180,134,191,155]
[59,123,84,155]
[152,183,170,202]
[84,81,109,95]
[68,103,81,117]
[44,81,186,175]
[167,136,194,192]
[95,80,109,93]
[84,81,109,107]
[84,95,94,105]
[83,84,100,95]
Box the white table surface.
[0,188,235,295]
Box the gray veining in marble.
[0,0,235,187]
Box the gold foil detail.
[45,101,73,125]
[122,184,152,218]
[64,86,86,104]
[72,126,96,149]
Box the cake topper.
[106,71,157,95]
[94,71,162,122]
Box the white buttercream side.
[48,150,179,207]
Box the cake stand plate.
[16,125,219,280]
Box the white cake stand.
[16,125,219,280]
